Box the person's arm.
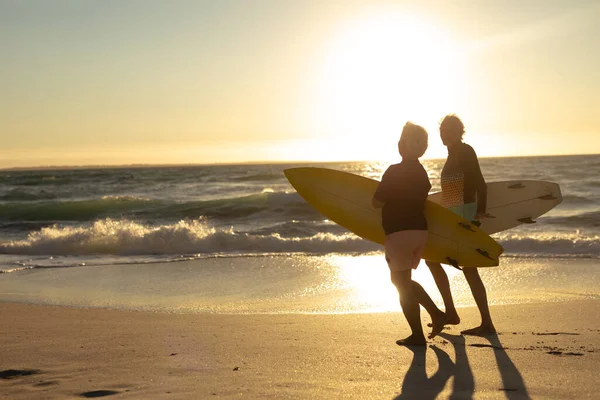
[464,146,488,216]
[372,167,394,208]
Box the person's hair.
[398,122,428,158]
[439,114,465,138]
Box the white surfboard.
[428,180,563,234]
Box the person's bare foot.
[427,311,460,327]
[428,312,448,339]
[396,335,427,346]
[461,324,497,336]
[445,311,460,325]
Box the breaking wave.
[1,218,598,259]
[0,218,379,256]
[496,232,600,258]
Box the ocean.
[0,155,598,313]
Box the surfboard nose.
[283,168,303,187]
[284,168,322,187]
[283,168,299,181]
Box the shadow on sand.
[395,334,530,399]
[394,345,453,399]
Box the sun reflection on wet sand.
[325,254,466,313]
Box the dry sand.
[1,300,599,399]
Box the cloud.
[468,2,600,52]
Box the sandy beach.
[1,299,599,399]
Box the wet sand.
[1,300,599,399]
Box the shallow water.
[0,255,597,314]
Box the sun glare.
[310,11,467,161]
[328,254,447,313]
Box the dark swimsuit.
[374,159,431,235]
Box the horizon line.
[1,152,598,171]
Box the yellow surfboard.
[284,167,503,268]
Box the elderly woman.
[372,122,446,346]
[425,114,496,336]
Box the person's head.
[439,114,465,147]
[398,122,428,160]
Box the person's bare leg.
[410,281,447,339]
[391,270,426,346]
[425,261,460,324]
[461,267,496,336]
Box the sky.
[1,0,599,167]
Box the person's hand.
[474,211,493,220]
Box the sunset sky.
[1,0,599,167]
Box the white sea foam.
[0,218,380,256]
[1,217,599,259]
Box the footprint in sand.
[0,369,41,379]
[535,332,580,336]
[80,390,121,398]
[34,380,59,387]
[546,351,585,356]
[468,343,507,350]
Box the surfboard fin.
[517,217,536,224]
[508,183,525,189]
[475,249,494,260]
[475,248,496,262]
[458,222,476,232]
[446,257,462,270]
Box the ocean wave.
[561,194,595,205]
[231,173,283,182]
[0,196,159,222]
[2,218,598,258]
[497,232,600,257]
[248,220,345,238]
[6,175,76,186]
[0,265,36,274]
[0,218,379,256]
[544,210,600,227]
[147,191,316,220]
[0,221,55,231]
[100,195,150,201]
[0,188,58,201]
[0,191,320,223]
